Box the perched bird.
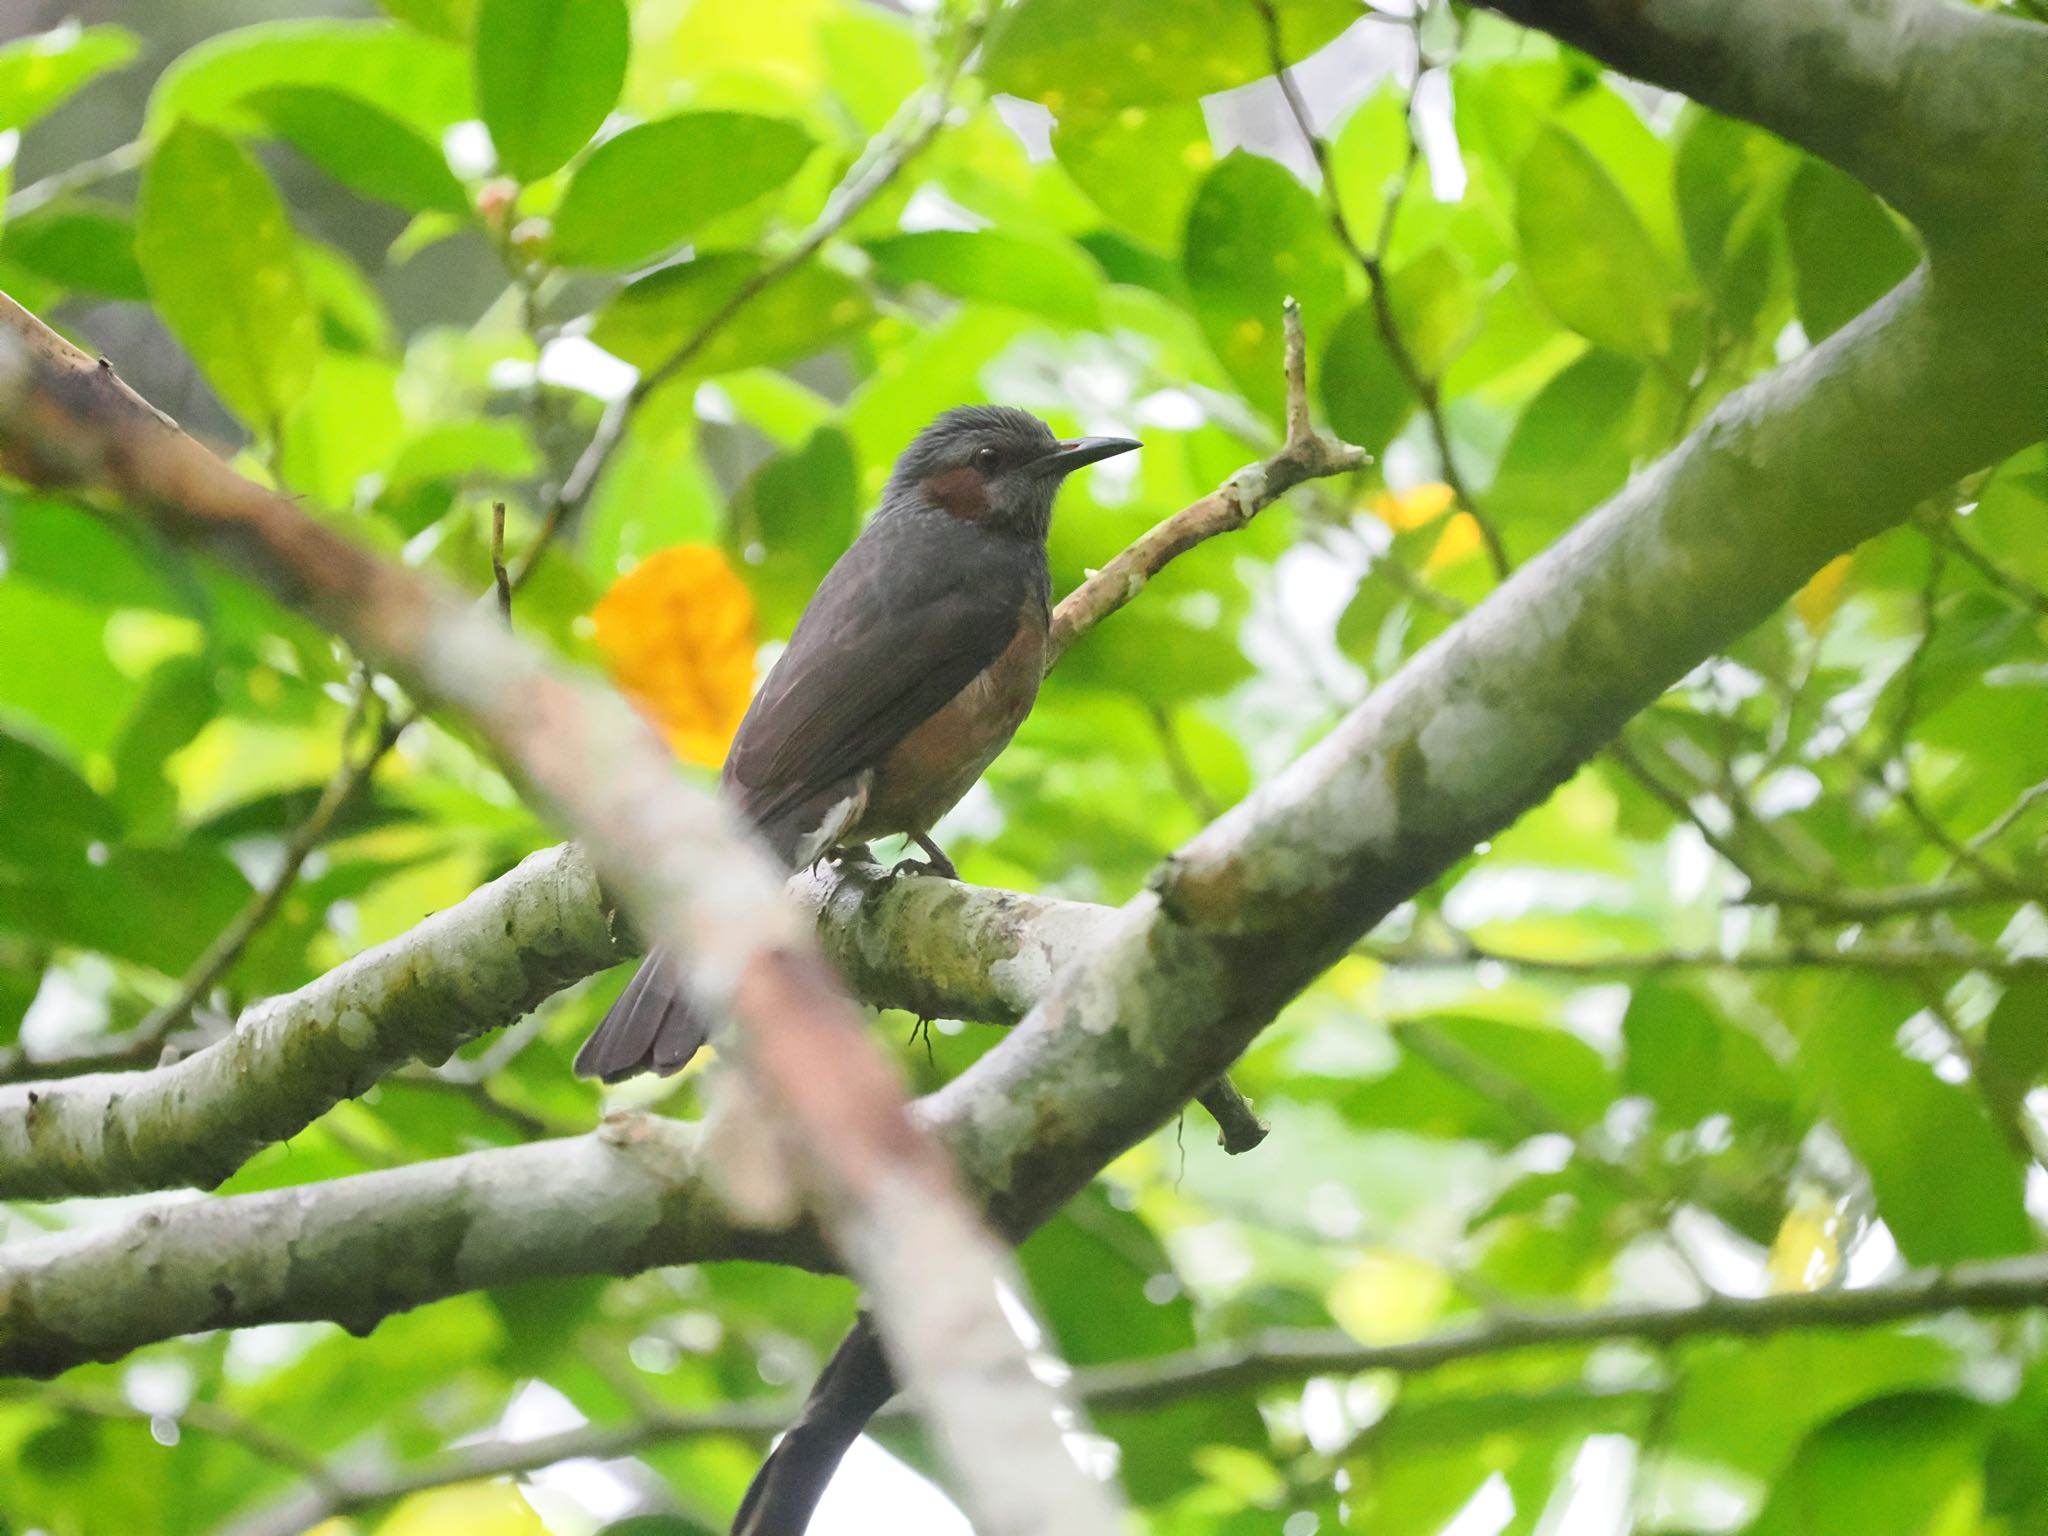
[574,405,1139,1082]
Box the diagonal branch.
[0,292,1374,1199]
[0,297,1122,1536]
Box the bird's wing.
[723,515,1040,854]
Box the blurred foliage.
[2,1,2047,1533]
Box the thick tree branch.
[0,299,1122,1536]
[0,1115,822,1379]
[0,844,627,1200]
[1476,0,2048,238]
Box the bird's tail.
[730,1316,894,1535]
[573,949,710,1082]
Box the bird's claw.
[896,833,958,880]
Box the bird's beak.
[1039,435,1142,475]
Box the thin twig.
[1918,508,2048,619]
[2,139,146,221]
[490,499,513,623]
[1255,0,1511,578]
[1358,934,2048,979]
[224,1246,2048,1533]
[1047,298,1366,664]
[113,693,402,1065]
[511,10,988,592]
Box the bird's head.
[884,405,1140,542]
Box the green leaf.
[1057,609,1255,706]
[1804,976,2033,1264]
[1981,973,2048,1145]
[387,419,540,487]
[0,491,189,614]
[279,352,406,507]
[136,122,320,430]
[864,229,1103,327]
[110,658,219,838]
[249,86,470,214]
[0,23,138,134]
[1320,304,1414,457]
[1516,125,1673,357]
[1622,977,1797,1130]
[380,0,479,40]
[1674,106,1794,286]
[0,729,120,866]
[551,111,814,269]
[147,19,471,142]
[0,201,147,301]
[300,238,399,356]
[985,0,1358,120]
[1053,102,1212,250]
[1020,1188,1265,1503]
[591,251,871,378]
[1328,87,1410,256]
[0,846,252,975]
[1384,245,1476,378]
[1748,1394,1988,1536]
[732,428,859,636]
[1670,1329,1964,1490]
[1485,349,1644,548]
[1783,158,1919,341]
[474,0,630,181]
[1399,1014,1618,1134]
[1183,151,1346,422]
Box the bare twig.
[1047,298,1366,665]
[1358,934,2048,979]
[490,499,513,623]
[1,139,146,221]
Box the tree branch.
[0,1115,823,1379]
[0,844,627,1199]
[1474,0,2048,237]
[228,1249,2048,1534]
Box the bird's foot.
[817,842,877,873]
[890,833,958,881]
[905,1012,937,1065]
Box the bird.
[573,404,1140,1082]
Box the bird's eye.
[973,446,1000,471]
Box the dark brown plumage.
[573,405,1139,1083]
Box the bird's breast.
[860,602,1048,838]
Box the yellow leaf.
[377,1482,547,1536]
[592,545,758,768]
[1767,1188,1843,1294]
[1371,481,1456,532]
[1794,554,1854,631]
[1423,511,1484,572]
[1328,1250,1450,1344]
